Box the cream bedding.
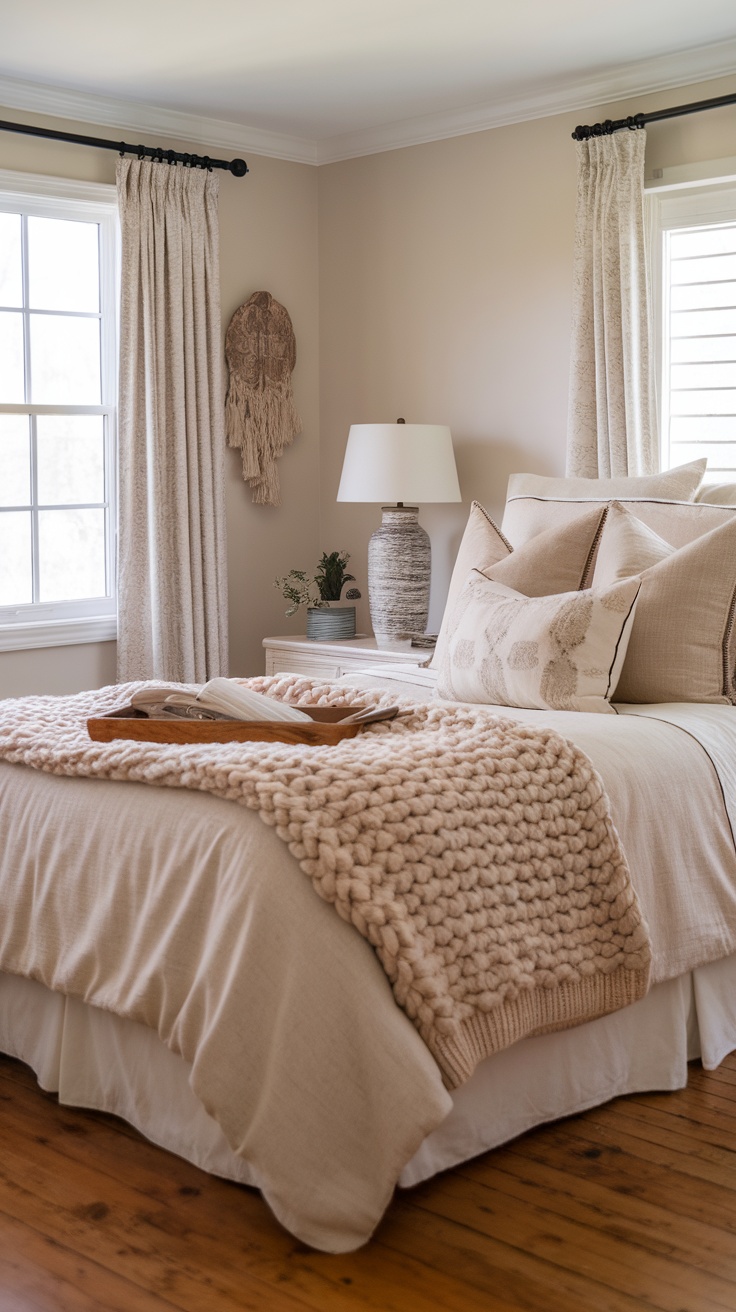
[0,679,651,1090]
[1,673,736,1250]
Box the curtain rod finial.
[230,158,248,177]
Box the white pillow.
[506,459,706,505]
[436,572,640,714]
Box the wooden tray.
[87,704,367,746]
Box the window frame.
[647,174,736,480]
[0,168,118,652]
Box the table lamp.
[337,420,461,644]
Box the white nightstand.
[263,635,434,679]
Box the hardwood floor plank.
[0,1207,182,1312]
[577,1105,736,1198]
[491,1139,736,1271]
[376,1198,653,1312]
[411,1170,736,1311]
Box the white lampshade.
[337,422,461,646]
[337,424,461,504]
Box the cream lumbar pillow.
[436,572,641,714]
[592,501,736,705]
[506,459,707,505]
[432,502,607,669]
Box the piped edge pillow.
[432,501,607,669]
[436,571,641,714]
[506,459,706,506]
[592,501,736,705]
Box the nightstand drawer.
[266,651,342,679]
[263,635,434,679]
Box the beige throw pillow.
[432,502,607,668]
[436,572,641,714]
[592,501,674,586]
[592,503,736,705]
[696,483,736,506]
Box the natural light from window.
[0,175,117,649]
[653,182,736,486]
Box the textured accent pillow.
[436,572,640,714]
[592,501,674,587]
[506,459,706,506]
[432,502,608,668]
[592,504,736,705]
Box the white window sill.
[0,615,117,653]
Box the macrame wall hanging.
[225,290,302,506]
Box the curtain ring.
[202,156,212,172]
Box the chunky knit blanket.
[0,676,651,1088]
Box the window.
[649,178,736,486]
[0,170,118,651]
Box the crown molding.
[314,36,736,163]
[0,73,319,165]
[0,35,735,171]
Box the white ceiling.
[1,0,736,163]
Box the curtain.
[116,159,228,683]
[566,130,656,478]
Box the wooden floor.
[1,1054,736,1312]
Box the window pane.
[671,362,736,389]
[671,308,736,336]
[0,415,30,506]
[38,508,106,601]
[671,335,736,363]
[27,216,100,312]
[671,252,736,284]
[670,388,736,416]
[670,415,736,442]
[30,314,100,403]
[671,227,736,259]
[0,511,32,605]
[670,442,736,470]
[671,281,736,312]
[0,310,25,401]
[37,415,105,505]
[0,212,22,307]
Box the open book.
[130,678,312,724]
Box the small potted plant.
[275,551,361,640]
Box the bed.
[2,462,736,1254]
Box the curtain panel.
[566,130,656,478]
[116,159,228,683]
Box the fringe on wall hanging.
[225,290,302,506]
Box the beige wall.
[317,72,736,634]
[2,69,735,692]
[0,109,320,698]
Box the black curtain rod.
[0,115,248,176]
[571,89,736,141]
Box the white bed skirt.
[2,953,735,1193]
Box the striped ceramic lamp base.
[368,506,430,644]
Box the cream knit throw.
[0,676,651,1089]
